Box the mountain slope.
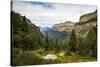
[52,10,97,38]
[80,10,97,23]
[74,10,97,38]
[52,21,75,32]
[41,27,69,40]
[11,11,43,50]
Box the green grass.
[12,48,97,66]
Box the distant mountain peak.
[40,27,69,40]
[52,21,75,32]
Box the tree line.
[68,27,97,58]
[12,11,97,58]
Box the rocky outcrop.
[80,10,97,23]
[52,10,97,38]
[74,10,97,38]
[52,21,75,32]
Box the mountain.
[40,27,69,40]
[52,10,97,38]
[11,11,42,35]
[80,10,97,23]
[11,11,43,50]
[74,10,97,38]
[52,21,75,32]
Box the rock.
[80,10,97,23]
[41,54,57,60]
[52,21,75,32]
[74,10,97,38]
[52,10,97,38]
[59,52,65,56]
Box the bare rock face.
[52,10,97,38]
[80,10,97,23]
[74,21,97,38]
[74,10,97,38]
[52,21,75,32]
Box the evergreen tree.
[44,32,49,50]
[69,30,77,52]
[77,27,97,57]
[84,27,97,57]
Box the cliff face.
[52,21,75,32]
[80,10,97,23]
[52,10,97,38]
[74,10,97,38]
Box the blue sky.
[12,1,97,27]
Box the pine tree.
[69,30,77,52]
[85,27,97,57]
[77,27,97,57]
[44,32,49,50]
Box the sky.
[12,1,97,27]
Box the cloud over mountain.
[12,1,97,27]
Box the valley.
[11,10,97,66]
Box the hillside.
[40,27,69,40]
[52,10,97,38]
[74,10,97,38]
[11,10,97,66]
[11,11,43,50]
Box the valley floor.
[12,48,96,66]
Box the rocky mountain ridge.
[52,21,75,32]
[74,10,97,38]
[52,10,97,38]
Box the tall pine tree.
[69,30,77,52]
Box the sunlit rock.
[41,54,57,60]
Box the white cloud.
[12,1,97,27]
